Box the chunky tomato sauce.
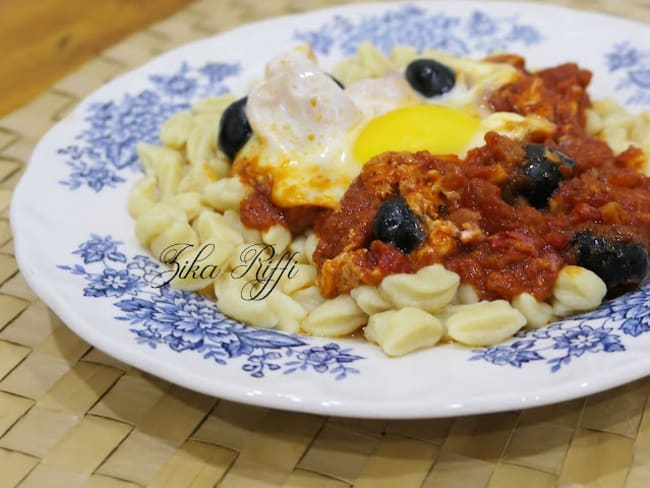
[238,57,650,301]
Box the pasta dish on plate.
[129,42,650,357]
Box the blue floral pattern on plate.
[605,42,650,104]
[52,4,650,378]
[294,6,542,56]
[470,287,650,372]
[58,235,363,379]
[58,62,240,192]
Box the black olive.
[571,230,648,295]
[372,196,425,254]
[516,144,575,208]
[218,97,252,160]
[405,59,456,97]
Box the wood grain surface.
[0,0,194,117]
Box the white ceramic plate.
[11,1,650,418]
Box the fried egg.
[238,45,555,209]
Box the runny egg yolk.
[353,104,480,163]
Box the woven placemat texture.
[2,0,650,486]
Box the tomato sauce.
[237,57,650,302]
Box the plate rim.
[10,0,650,418]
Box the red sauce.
[236,57,650,302]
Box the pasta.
[301,295,367,337]
[365,307,444,356]
[128,42,650,357]
[445,301,527,346]
[552,265,607,317]
[379,264,460,313]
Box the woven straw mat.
[2,0,650,486]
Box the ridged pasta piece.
[280,264,316,294]
[290,285,326,312]
[134,203,186,248]
[194,210,244,246]
[365,307,444,357]
[160,111,192,149]
[288,234,309,264]
[301,295,367,337]
[303,232,319,265]
[389,45,418,68]
[456,283,480,305]
[186,123,219,167]
[178,163,216,194]
[331,58,373,86]
[214,275,278,328]
[379,264,460,313]
[512,292,556,328]
[202,177,252,212]
[446,300,527,346]
[268,291,308,333]
[262,224,292,253]
[350,285,392,315]
[357,41,391,77]
[223,210,262,243]
[163,192,204,221]
[136,143,184,196]
[192,94,236,114]
[169,239,234,291]
[129,176,159,218]
[552,265,607,316]
[150,220,199,260]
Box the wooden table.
[1,1,650,487]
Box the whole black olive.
[372,196,425,254]
[517,144,575,208]
[571,230,648,295]
[218,97,252,160]
[405,59,456,97]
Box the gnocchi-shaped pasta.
[160,110,192,149]
[268,291,308,333]
[163,192,204,221]
[214,275,278,329]
[512,292,556,328]
[389,45,418,69]
[290,285,326,312]
[192,94,236,114]
[178,163,215,194]
[379,264,460,313]
[223,210,262,243]
[365,307,444,356]
[194,210,244,246]
[136,143,184,196]
[202,177,252,212]
[134,203,186,248]
[303,232,319,265]
[186,123,218,167]
[552,265,607,317]
[446,300,526,346]
[169,239,234,291]
[150,220,199,260]
[357,41,391,77]
[129,176,158,218]
[350,285,392,315]
[280,264,317,294]
[262,224,292,253]
[456,284,480,305]
[301,295,367,337]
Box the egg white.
[237,45,556,209]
